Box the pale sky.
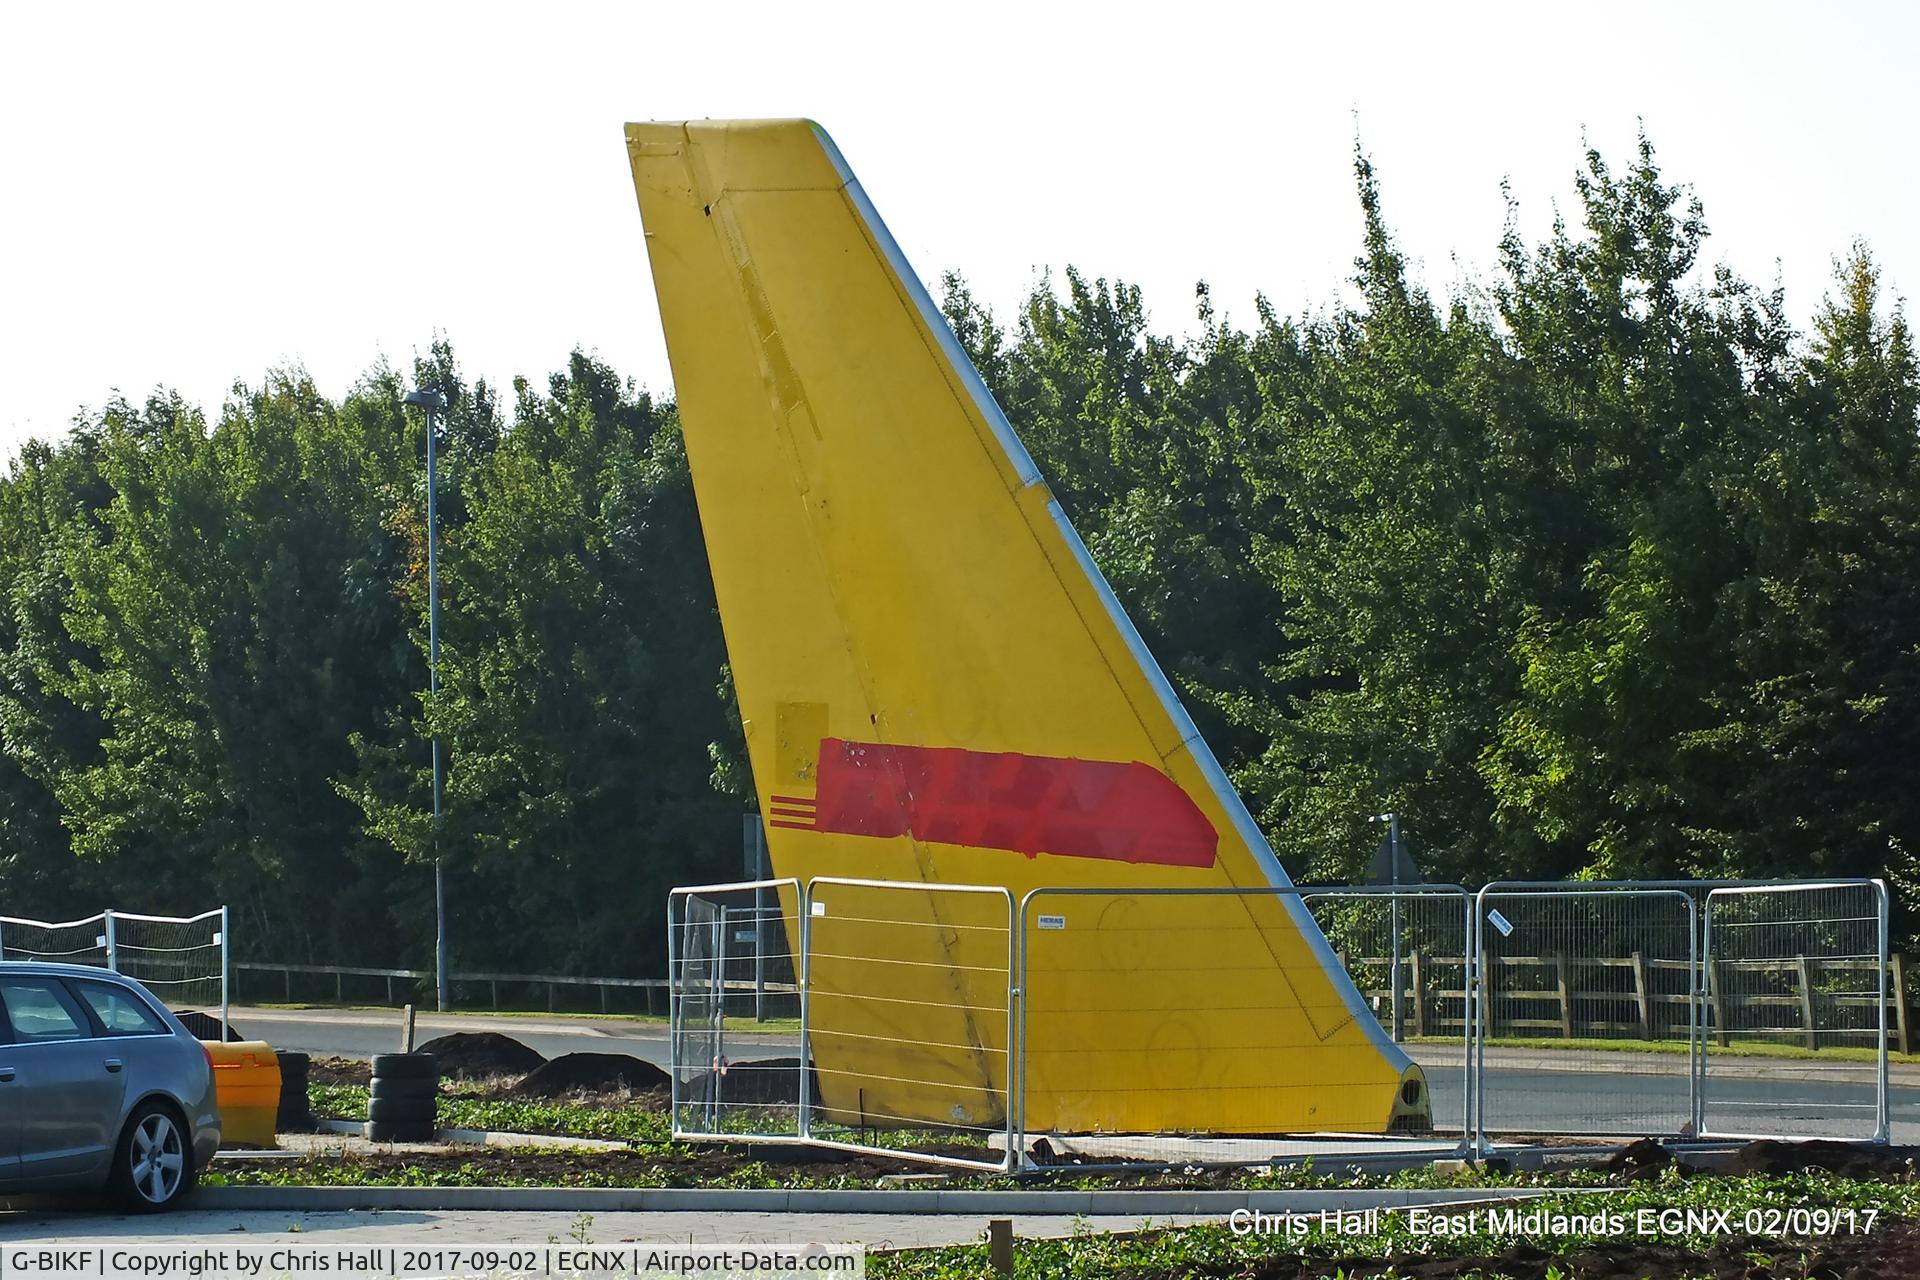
[2,2,1914,457]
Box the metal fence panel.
[659,874,1898,1167]
[668,880,805,1142]
[1016,886,1459,1169]
[0,907,229,1026]
[0,912,111,967]
[1475,887,1697,1144]
[108,909,229,1027]
[801,877,1015,1172]
[1304,888,1473,1136]
[1702,881,1890,1142]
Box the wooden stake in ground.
[401,1003,416,1053]
[988,1218,1013,1274]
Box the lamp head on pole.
[403,388,448,412]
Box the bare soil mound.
[1723,1138,1919,1180]
[511,1052,670,1097]
[173,1010,241,1041]
[1608,1136,1919,1184]
[414,1031,546,1079]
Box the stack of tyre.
[366,1053,438,1142]
[276,1051,312,1132]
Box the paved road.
[231,1006,1920,1144]
[1409,1044,1919,1142]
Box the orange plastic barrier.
[203,1039,282,1148]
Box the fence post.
[797,881,813,1142]
[1707,958,1729,1049]
[1554,952,1573,1039]
[1630,950,1652,1040]
[1892,953,1912,1057]
[104,910,119,971]
[1410,949,1427,1039]
[1795,954,1817,1050]
[1485,954,1500,1038]
[219,905,230,1035]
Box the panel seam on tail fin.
[678,125,1000,1085]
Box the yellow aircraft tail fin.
[626,119,1426,1135]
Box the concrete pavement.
[0,1206,1212,1248]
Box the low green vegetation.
[872,1171,1920,1278]
[309,1082,675,1147]
[206,1155,807,1192]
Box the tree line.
[2,137,1915,971]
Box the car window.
[0,978,92,1042]
[72,979,168,1036]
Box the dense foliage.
[2,138,1915,972]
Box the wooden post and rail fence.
[1333,948,1913,1054]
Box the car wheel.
[110,1103,196,1212]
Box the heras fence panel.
[0,908,228,1027]
[1475,886,1697,1146]
[0,913,109,968]
[1701,881,1889,1143]
[109,909,229,1028]
[717,892,801,1024]
[802,877,1015,1173]
[1017,886,1447,1170]
[668,879,805,1142]
[1303,887,1474,1137]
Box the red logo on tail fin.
[767,739,1216,868]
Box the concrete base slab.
[1020,1132,1466,1169]
[214,1122,627,1159]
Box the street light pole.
[405,387,451,1012]
[1372,811,1404,1043]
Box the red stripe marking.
[769,819,817,830]
[769,806,815,819]
[770,794,816,807]
[798,738,1217,868]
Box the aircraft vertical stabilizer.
[626,118,1426,1134]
